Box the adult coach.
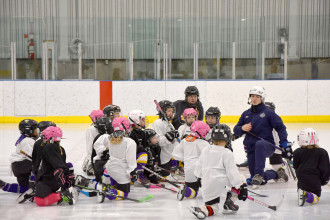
[233,86,292,186]
[173,86,204,130]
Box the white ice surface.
[1,123,330,220]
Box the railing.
[2,40,330,80]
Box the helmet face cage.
[145,129,159,147]
[158,100,175,120]
[205,107,221,127]
[95,117,112,134]
[103,105,121,118]
[128,110,149,128]
[19,119,38,137]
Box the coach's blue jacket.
[233,103,288,152]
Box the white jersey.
[86,125,99,157]
[178,124,192,140]
[152,119,179,164]
[9,136,35,163]
[194,145,242,202]
[172,138,210,182]
[95,135,137,184]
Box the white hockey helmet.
[249,86,266,102]
[128,110,148,128]
[297,128,319,146]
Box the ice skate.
[223,192,239,214]
[251,174,264,186]
[177,184,187,201]
[298,188,307,206]
[189,207,206,219]
[17,188,35,203]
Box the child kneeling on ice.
[293,128,330,206]
[190,124,248,219]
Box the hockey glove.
[165,130,179,142]
[101,149,109,160]
[280,141,293,160]
[65,174,75,188]
[130,170,139,183]
[237,183,248,201]
[54,168,76,189]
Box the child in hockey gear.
[32,121,56,177]
[205,107,234,151]
[173,120,210,201]
[103,104,121,119]
[233,86,291,186]
[152,100,179,177]
[3,119,38,195]
[141,129,161,184]
[82,109,104,176]
[95,117,136,202]
[173,86,204,129]
[293,128,330,206]
[16,121,57,203]
[190,125,248,219]
[128,110,149,183]
[178,108,197,140]
[91,117,113,183]
[34,126,78,206]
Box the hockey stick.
[283,158,297,181]
[154,100,180,143]
[155,165,185,176]
[141,182,177,193]
[76,185,153,202]
[138,163,181,188]
[76,187,97,197]
[247,189,268,197]
[225,186,284,211]
[246,131,297,180]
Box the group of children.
[0,86,329,219]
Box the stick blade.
[138,194,154,202]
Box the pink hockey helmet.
[190,120,210,138]
[42,126,63,142]
[183,108,197,118]
[90,110,104,123]
[112,117,131,132]
[297,128,319,146]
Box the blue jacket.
[233,103,287,151]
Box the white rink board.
[0,80,330,117]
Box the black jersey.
[293,147,330,197]
[129,128,147,153]
[173,100,204,130]
[37,143,68,182]
[32,138,44,176]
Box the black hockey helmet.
[211,124,230,143]
[184,86,199,98]
[103,105,121,118]
[205,107,221,128]
[145,128,159,147]
[157,100,175,120]
[265,102,276,111]
[19,119,38,137]
[38,121,56,133]
[95,117,113,134]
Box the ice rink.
[1,123,330,220]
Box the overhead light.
[241,18,246,21]
[178,19,182,22]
